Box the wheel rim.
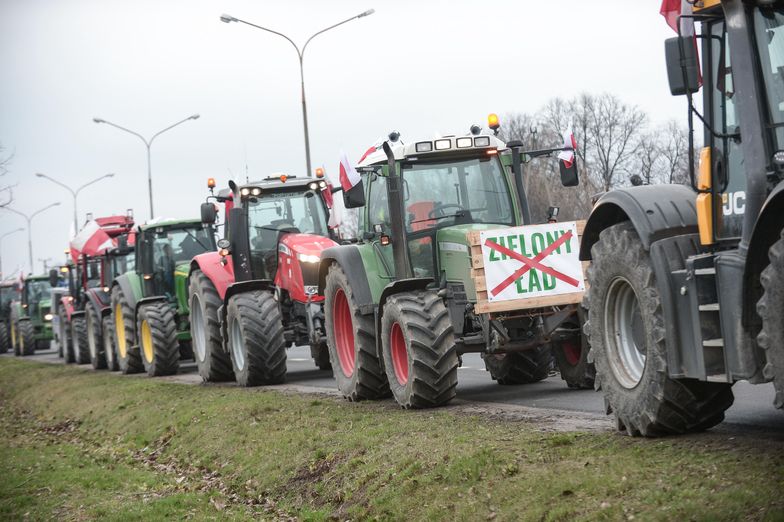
[332,288,355,378]
[10,322,15,346]
[230,317,245,371]
[604,277,646,389]
[390,322,409,385]
[87,315,97,359]
[191,295,207,363]
[562,339,581,366]
[104,326,114,366]
[141,319,154,364]
[115,303,127,359]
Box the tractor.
[317,124,584,409]
[56,214,135,366]
[110,218,216,376]
[0,280,20,353]
[580,0,784,436]
[189,174,337,385]
[10,274,56,356]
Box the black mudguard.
[317,245,374,315]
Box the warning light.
[315,168,324,178]
[207,177,216,189]
[380,235,391,246]
[487,113,500,131]
[279,175,288,183]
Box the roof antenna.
[244,145,249,183]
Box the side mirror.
[559,159,579,187]
[201,202,217,224]
[665,36,699,96]
[48,269,59,288]
[343,179,366,209]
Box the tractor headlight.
[434,139,451,150]
[240,188,250,197]
[44,313,53,321]
[456,137,472,148]
[474,136,491,147]
[415,141,433,153]
[250,187,262,196]
[308,182,318,191]
[297,253,320,264]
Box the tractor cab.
[0,281,17,318]
[23,276,53,318]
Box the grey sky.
[0,0,682,276]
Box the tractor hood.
[279,233,338,260]
[277,233,338,303]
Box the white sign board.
[479,221,585,303]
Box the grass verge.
[1,358,783,521]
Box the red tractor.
[188,175,337,384]
[58,213,135,368]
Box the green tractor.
[10,274,56,356]
[110,219,216,376]
[0,280,20,353]
[317,125,584,408]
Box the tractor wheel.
[11,320,19,356]
[587,222,734,436]
[552,315,595,389]
[0,322,9,354]
[483,346,551,385]
[310,341,332,371]
[102,316,119,371]
[111,286,142,374]
[324,262,389,401]
[137,302,179,377]
[58,310,71,360]
[757,230,784,410]
[189,270,233,382]
[226,291,286,386]
[87,306,106,370]
[19,320,36,356]
[71,316,90,364]
[380,290,458,408]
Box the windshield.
[109,251,135,280]
[84,258,102,288]
[755,7,784,148]
[400,157,514,233]
[25,280,51,304]
[151,225,215,266]
[0,286,15,311]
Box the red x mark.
[485,230,578,297]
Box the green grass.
[1,358,783,521]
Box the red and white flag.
[70,220,115,262]
[557,130,577,168]
[660,0,694,36]
[357,136,385,164]
[338,150,361,192]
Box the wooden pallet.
[467,221,588,314]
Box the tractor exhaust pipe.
[382,141,412,280]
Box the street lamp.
[1,202,61,274]
[35,172,115,232]
[220,9,375,177]
[0,227,24,279]
[93,114,200,219]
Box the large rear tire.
[227,291,286,386]
[102,316,119,371]
[11,320,20,356]
[0,322,9,354]
[324,262,389,401]
[587,222,734,436]
[756,230,784,409]
[71,316,89,364]
[18,320,35,356]
[87,306,107,370]
[111,286,142,374]
[380,291,458,408]
[189,270,233,382]
[483,346,551,385]
[137,302,179,377]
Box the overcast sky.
[0,0,682,276]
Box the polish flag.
[357,136,384,164]
[557,130,578,168]
[338,150,361,192]
[70,220,116,262]
[660,0,695,36]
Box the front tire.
[71,316,89,364]
[756,229,784,409]
[87,306,106,369]
[189,270,233,382]
[227,291,286,386]
[137,302,179,377]
[102,316,119,371]
[18,320,35,356]
[380,291,458,408]
[552,313,595,390]
[587,222,734,436]
[0,322,9,354]
[310,341,332,370]
[483,346,551,385]
[324,262,389,401]
[111,286,142,374]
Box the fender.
[218,279,274,347]
[579,185,698,260]
[317,245,373,315]
[71,310,86,319]
[113,273,142,312]
[191,252,235,301]
[135,296,168,322]
[85,288,110,317]
[60,296,75,322]
[374,277,433,358]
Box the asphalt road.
[5,344,784,435]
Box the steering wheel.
[427,203,465,219]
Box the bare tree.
[659,120,690,185]
[634,132,663,185]
[0,142,14,208]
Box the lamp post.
[0,227,24,279]
[220,9,375,177]
[35,172,115,232]
[93,114,200,219]
[1,202,61,274]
